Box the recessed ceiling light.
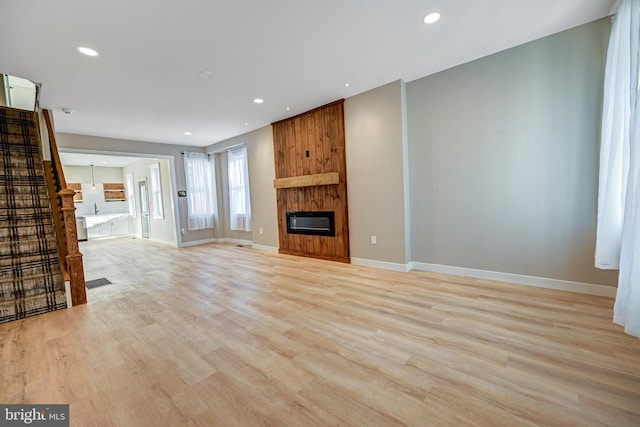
[184,131,192,135]
[253,98,264,104]
[423,12,441,24]
[101,161,108,164]
[344,83,350,87]
[244,122,249,126]
[77,46,99,57]
[286,107,291,111]
[199,70,214,79]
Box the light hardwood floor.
[1,237,639,426]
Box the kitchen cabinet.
[111,216,130,236]
[86,215,130,239]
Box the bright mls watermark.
[0,405,68,426]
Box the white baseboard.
[180,238,219,248]
[351,257,411,272]
[149,237,179,247]
[180,237,254,247]
[218,238,253,246]
[409,262,617,298]
[64,281,72,308]
[252,244,279,253]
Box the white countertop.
[79,213,129,227]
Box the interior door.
[138,179,150,239]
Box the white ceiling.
[59,152,147,168]
[1,0,618,148]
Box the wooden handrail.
[42,109,87,305]
[43,110,67,189]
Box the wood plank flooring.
[1,237,639,426]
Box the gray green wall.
[407,17,617,286]
[123,158,177,246]
[345,80,410,266]
[205,126,279,249]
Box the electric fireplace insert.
[286,211,335,236]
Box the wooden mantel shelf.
[273,172,339,189]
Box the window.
[227,145,251,231]
[149,162,164,219]
[183,152,217,230]
[125,173,136,217]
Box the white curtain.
[596,0,640,337]
[183,152,217,230]
[228,145,252,231]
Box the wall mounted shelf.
[68,183,83,203]
[273,172,339,189]
[103,183,126,202]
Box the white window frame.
[149,162,164,219]
[227,145,251,231]
[183,152,217,230]
[125,172,136,217]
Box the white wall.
[62,165,127,216]
[63,165,124,183]
[123,159,178,246]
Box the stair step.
[0,208,53,224]
[0,222,56,240]
[0,156,46,174]
[0,195,52,210]
[0,290,67,324]
[0,237,59,258]
[0,251,61,273]
[0,136,41,155]
[0,259,62,282]
[0,181,49,195]
[0,271,65,300]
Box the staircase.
[0,106,67,323]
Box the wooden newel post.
[59,188,87,305]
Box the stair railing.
[42,109,87,305]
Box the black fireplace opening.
[286,211,335,237]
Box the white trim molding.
[64,281,72,308]
[409,262,617,298]
[252,244,279,253]
[351,257,411,273]
[149,236,179,248]
[180,237,254,248]
[180,238,219,248]
[218,238,253,246]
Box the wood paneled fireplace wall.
[272,100,350,263]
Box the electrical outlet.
[371,235,377,244]
[259,227,263,235]
[181,228,185,235]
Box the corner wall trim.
[409,262,617,298]
[64,281,72,308]
[252,244,279,253]
[351,257,410,272]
